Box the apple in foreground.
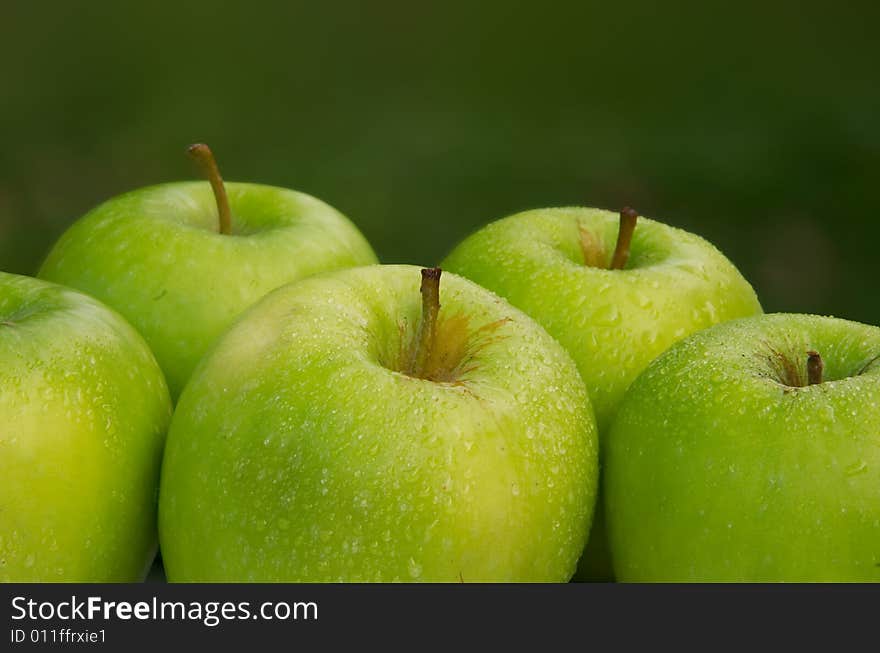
[442,206,763,578]
[38,144,377,399]
[606,313,880,581]
[159,265,597,582]
[0,272,171,581]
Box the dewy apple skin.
[159,265,598,582]
[606,314,880,581]
[0,273,172,582]
[442,207,763,579]
[38,144,378,399]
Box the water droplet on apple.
[845,461,868,476]
[407,558,422,578]
[704,301,719,322]
[592,304,620,326]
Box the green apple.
[159,264,597,582]
[38,144,377,399]
[606,313,880,581]
[0,272,171,581]
[442,206,763,578]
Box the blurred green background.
[1,1,878,323]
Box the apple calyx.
[187,143,232,235]
[807,350,824,385]
[409,267,442,378]
[610,206,639,270]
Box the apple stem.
[610,206,638,270]
[411,267,442,378]
[807,350,824,385]
[187,143,232,235]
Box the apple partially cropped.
[606,314,880,581]
[39,145,377,398]
[0,272,171,581]
[159,265,597,582]
[442,206,762,578]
